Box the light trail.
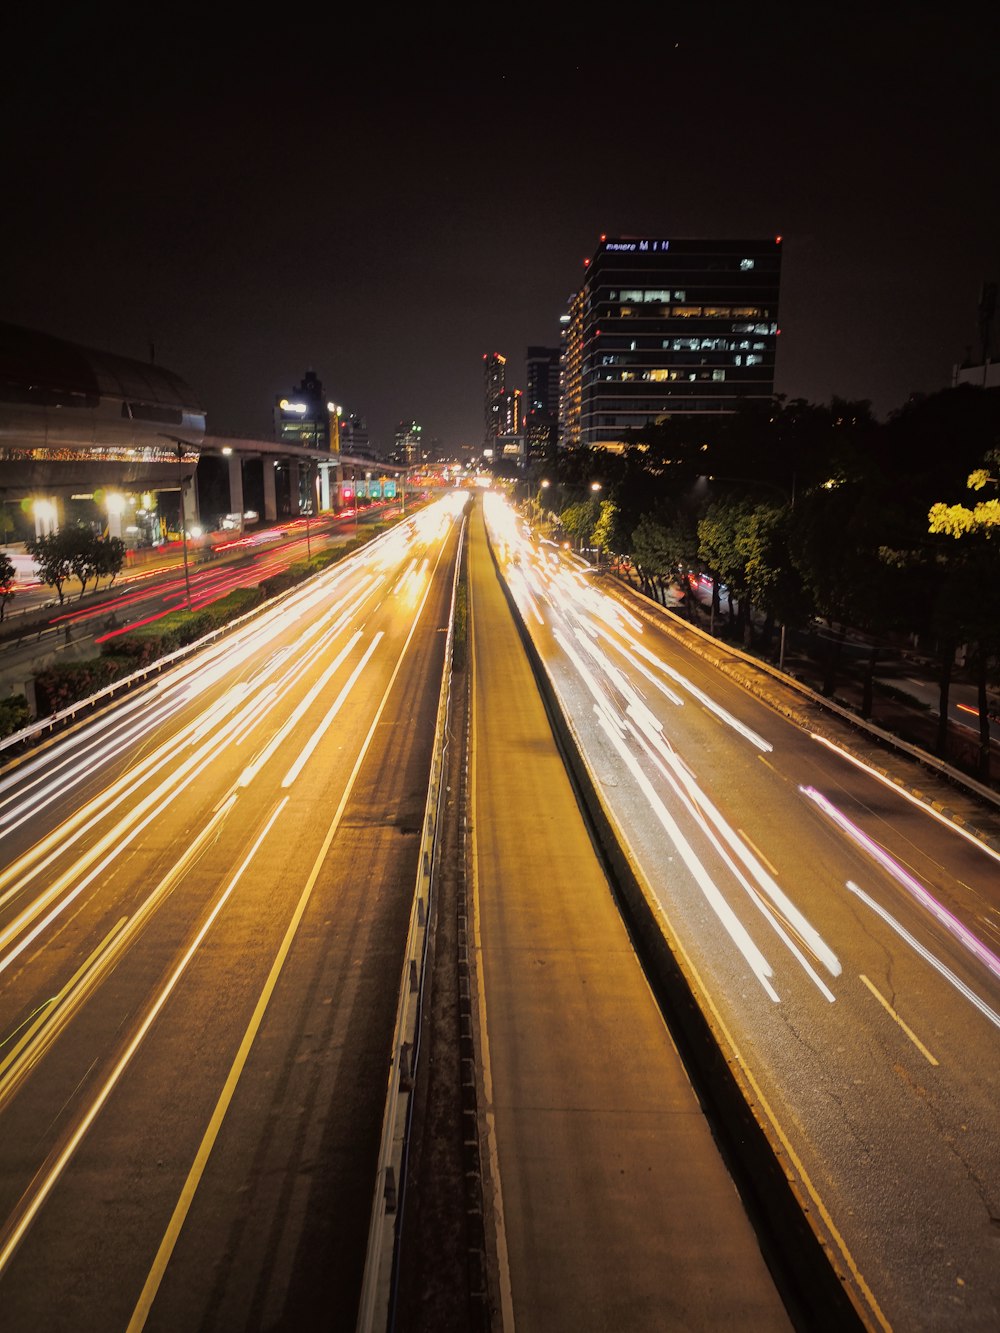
[803,787,1000,984]
[281,632,384,787]
[0,799,289,1280]
[810,732,1000,868]
[846,881,1000,1033]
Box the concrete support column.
[33,497,60,537]
[288,460,301,516]
[263,462,277,522]
[180,477,199,531]
[106,496,125,541]
[228,453,245,525]
[319,462,332,512]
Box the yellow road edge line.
[859,973,939,1067]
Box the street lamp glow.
[591,481,602,492]
[106,493,126,516]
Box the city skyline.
[3,9,996,453]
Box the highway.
[463,500,795,1330]
[0,494,465,1330]
[483,491,1000,1333]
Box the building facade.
[274,369,332,450]
[525,345,561,459]
[483,352,507,449]
[560,236,782,450]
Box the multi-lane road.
[2,485,999,1331]
[0,496,465,1329]
[483,490,1000,1332]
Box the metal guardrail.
[355,512,467,1333]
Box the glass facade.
[560,238,782,449]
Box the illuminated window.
[740,258,755,271]
[731,307,761,317]
[674,290,686,300]
[702,307,732,318]
[712,369,726,381]
[648,369,672,382]
[673,306,703,318]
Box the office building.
[525,345,561,459]
[274,369,331,450]
[483,352,507,448]
[560,236,782,450]
[339,412,377,458]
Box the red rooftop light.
[775,235,783,244]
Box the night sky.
[3,6,996,454]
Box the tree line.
[534,384,1000,781]
[25,526,128,605]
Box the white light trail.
[846,881,1000,1032]
[810,732,1000,868]
[802,786,1000,984]
[237,631,363,789]
[281,632,384,787]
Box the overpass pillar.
[263,461,277,522]
[181,476,199,531]
[33,496,60,537]
[288,460,301,516]
[228,453,245,526]
[319,461,332,512]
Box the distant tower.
[483,352,507,450]
[274,369,330,449]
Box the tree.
[925,449,1000,781]
[591,500,622,564]
[66,526,100,599]
[630,509,700,614]
[26,531,73,604]
[0,551,15,622]
[928,450,1000,538]
[95,535,127,588]
[559,497,600,549]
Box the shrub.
[0,694,30,739]
[34,657,127,716]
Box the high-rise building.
[274,369,332,449]
[339,412,376,458]
[560,236,782,450]
[483,352,507,448]
[390,420,424,466]
[525,345,561,459]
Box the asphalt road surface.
[0,496,465,1330]
[483,492,1000,1333]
